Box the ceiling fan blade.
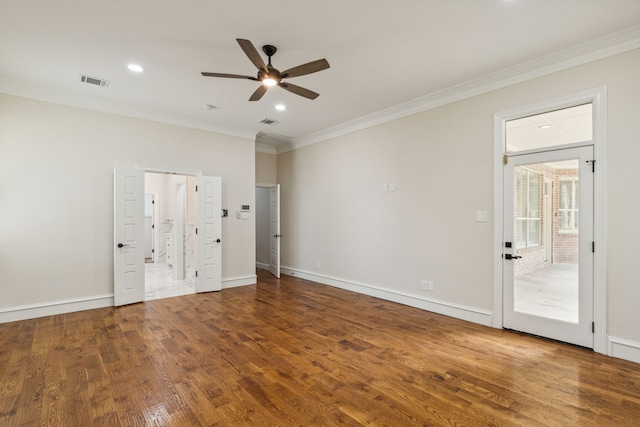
[279,82,319,100]
[249,85,268,102]
[236,39,268,74]
[201,72,258,80]
[281,59,330,79]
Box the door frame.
[492,87,607,354]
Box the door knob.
[117,243,129,248]
[504,254,522,260]
[216,239,221,243]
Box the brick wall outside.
[513,165,579,277]
[553,168,579,263]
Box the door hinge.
[195,185,198,192]
[592,322,595,333]
[503,154,508,165]
[152,224,155,229]
[586,160,596,172]
[592,241,595,253]
[152,200,155,204]
[195,271,198,278]
[195,228,198,234]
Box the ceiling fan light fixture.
[262,77,277,87]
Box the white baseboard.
[222,274,257,289]
[281,267,493,327]
[608,336,640,364]
[0,294,114,324]
[256,262,270,271]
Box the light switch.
[476,211,488,222]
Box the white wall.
[0,94,256,312]
[277,49,640,349]
[256,151,277,185]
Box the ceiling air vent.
[260,118,280,126]
[79,74,110,88]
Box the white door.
[114,168,145,306]
[269,184,281,278]
[196,175,222,292]
[503,146,594,347]
[144,194,154,260]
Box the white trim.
[277,25,640,154]
[256,262,270,271]
[493,87,607,354]
[222,275,257,289]
[0,77,258,141]
[0,295,114,324]
[281,267,493,326]
[608,337,640,364]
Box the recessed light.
[202,104,216,110]
[127,64,144,73]
[275,104,286,111]
[538,124,552,129]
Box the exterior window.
[515,168,541,248]
[559,178,579,233]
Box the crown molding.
[279,24,640,154]
[0,76,258,141]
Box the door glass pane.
[506,104,592,152]
[513,159,580,323]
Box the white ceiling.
[1,1,639,148]
[506,104,593,153]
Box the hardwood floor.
[1,270,639,426]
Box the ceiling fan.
[201,39,330,101]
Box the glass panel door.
[503,146,593,347]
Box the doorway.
[114,168,222,306]
[255,184,280,278]
[144,172,196,300]
[493,88,607,353]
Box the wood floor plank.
[1,269,640,426]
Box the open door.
[269,184,281,278]
[114,168,145,306]
[196,175,222,292]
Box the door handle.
[216,239,221,243]
[273,234,283,238]
[117,243,129,248]
[504,254,522,260]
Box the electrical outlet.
[421,280,428,291]
[427,281,434,291]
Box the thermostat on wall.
[241,205,251,211]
